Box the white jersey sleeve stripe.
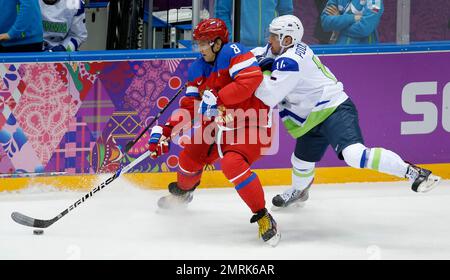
[228,57,257,78]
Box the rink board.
[1,163,448,191]
[0,45,449,191]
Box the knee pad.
[179,149,204,173]
[342,143,369,169]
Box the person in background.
[321,0,383,44]
[215,0,293,48]
[313,0,333,44]
[0,0,44,52]
[39,0,88,51]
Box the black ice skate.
[406,164,441,193]
[250,208,280,247]
[157,182,197,210]
[272,186,310,210]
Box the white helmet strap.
[276,33,294,54]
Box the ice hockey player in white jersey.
[39,0,88,51]
[253,15,441,209]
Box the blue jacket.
[321,0,383,44]
[0,0,43,47]
[215,0,293,48]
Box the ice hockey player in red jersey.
[147,18,280,246]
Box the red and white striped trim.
[179,164,199,175]
[229,168,251,183]
[229,57,257,78]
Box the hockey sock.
[177,150,204,191]
[234,172,266,213]
[222,152,265,213]
[342,143,409,178]
[291,154,315,191]
[366,148,409,178]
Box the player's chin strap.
[210,38,225,63]
[277,34,294,55]
[279,42,294,55]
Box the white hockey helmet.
[269,15,304,48]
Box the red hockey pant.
[176,127,270,213]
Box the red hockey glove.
[148,125,171,159]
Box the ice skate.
[271,186,310,211]
[157,182,195,210]
[406,164,441,193]
[250,208,280,247]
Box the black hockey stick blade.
[11,211,57,228]
[11,151,151,229]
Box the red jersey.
[167,42,270,132]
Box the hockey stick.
[124,83,186,153]
[11,150,151,229]
[11,85,188,229]
[11,115,194,229]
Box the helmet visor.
[266,31,282,46]
[263,26,278,41]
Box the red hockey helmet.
[193,18,229,44]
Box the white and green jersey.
[253,43,348,139]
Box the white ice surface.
[1,177,449,260]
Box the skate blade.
[271,201,305,212]
[265,232,281,247]
[417,175,441,193]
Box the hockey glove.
[199,89,221,118]
[148,125,171,159]
[257,57,275,72]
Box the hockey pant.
[176,127,271,213]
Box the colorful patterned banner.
[0,52,448,177]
